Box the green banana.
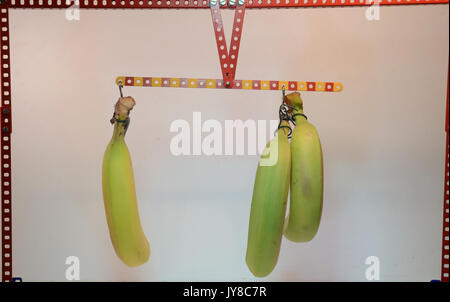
[246,121,291,277]
[102,97,150,267]
[283,92,323,242]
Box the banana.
[283,92,323,242]
[246,120,291,277]
[102,97,150,267]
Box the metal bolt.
[2,108,9,115]
[2,127,9,133]
[209,0,217,6]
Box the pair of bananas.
[246,92,324,277]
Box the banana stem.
[283,92,306,125]
[111,97,136,139]
[292,108,307,124]
[112,122,127,141]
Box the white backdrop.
[1,5,448,281]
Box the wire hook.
[110,80,130,128]
[118,80,124,98]
[275,85,294,138]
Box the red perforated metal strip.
[5,0,449,9]
[210,2,246,87]
[0,6,12,283]
[442,62,449,283]
[442,131,449,282]
[228,4,245,86]
[210,3,231,86]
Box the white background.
[1,5,448,281]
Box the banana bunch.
[102,97,150,267]
[246,92,323,277]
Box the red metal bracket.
[0,6,12,283]
[210,2,245,88]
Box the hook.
[118,80,124,98]
[275,85,294,138]
[110,80,129,126]
[281,85,296,112]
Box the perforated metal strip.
[116,76,343,91]
[5,0,449,9]
[210,2,245,87]
[0,6,12,283]
[442,62,449,283]
[442,131,449,282]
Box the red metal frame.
[0,0,448,282]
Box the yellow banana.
[246,121,291,277]
[283,92,323,242]
[102,97,150,267]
